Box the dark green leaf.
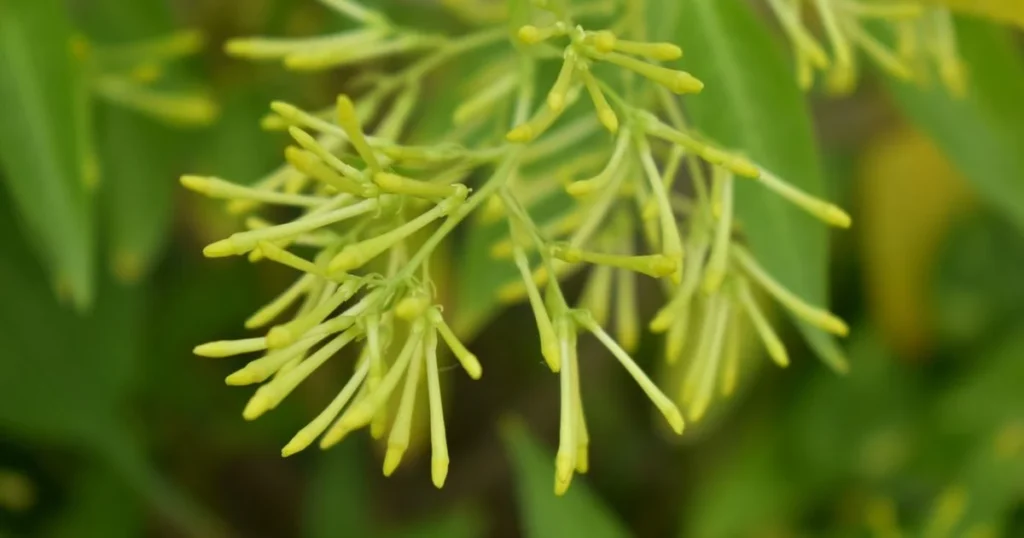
[676,0,847,371]
[501,419,630,538]
[0,0,95,309]
[886,18,1024,236]
[304,441,372,538]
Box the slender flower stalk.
[186,0,852,491]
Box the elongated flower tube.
[186,0,854,493]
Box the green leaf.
[886,18,1024,236]
[382,506,486,538]
[304,441,372,538]
[0,0,96,309]
[675,0,847,371]
[922,0,1024,28]
[501,419,630,538]
[44,464,144,538]
[84,0,192,282]
[0,192,138,445]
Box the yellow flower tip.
[224,368,260,386]
[729,157,761,179]
[824,205,852,228]
[383,446,405,476]
[553,451,574,495]
[179,174,211,194]
[575,448,589,474]
[319,424,350,449]
[667,71,704,94]
[462,354,483,380]
[203,238,238,258]
[396,296,431,320]
[517,25,542,45]
[541,343,562,373]
[594,30,616,54]
[651,43,683,61]
[505,124,534,143]
[336,94,358,122]
[702,269,725,295]
[547,92,566,113]
[490,240,514,260]
[649,309,673,333]
[663,404,686,435]
[370,416,387,440]
[242,393,271,421]
[266,325,296,349]
[328,249,361,274]
[281,433,313,457]
[565,180,596,198]
[431,456,449,489]
[770,343,790,368]
[651,255,679,278]
[598,109,619,134]
[824,316,850,337]
[688,401,709,424]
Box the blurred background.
[1,0,1023,537]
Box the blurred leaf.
[44,464,143,538]
[0,0,95,309]
[932,211,1024,346]
[886,18,1024,236]
[0,213,142,443]
[682,425,804,538]
[923,0,1024,28]
[382,505,486,538]
[97,106,182,283]
[85,0,192,282]
[676,0,847,371]
[304,441,371,538]
[858,126,976,357]
[501,420,630,538]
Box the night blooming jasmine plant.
[181,0,984,495]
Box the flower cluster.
[765,0,966,95]
[186,0,851,494]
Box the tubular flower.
[188,0,851,491]
[765,0,966,95]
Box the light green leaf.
[676,0,847,371]
[886,18,1024,236]
[923,0,1024,28]
[0,0,96,309]
[501,419,630,538]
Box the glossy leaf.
[675,0,847,371]
[0,0,95,309]
[886,17,1024,236]
[501,419,630,538]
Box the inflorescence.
[186,0,855,494]
[765,0,966,95]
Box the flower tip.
[825,205,852,228]
[668,71,704,94]
[431,456,449,488]
[598,109,619,134]
[328,249,360,274]
[594,30,616,54]
[266,325,295,349]
[319,424,350,449]
[225,369,259,386]
[547,93,566,113]
[505,124,534,143]
[575,449,589,474]
[281,434,311,457]
[203,239,237,258]
[541,343,562,373]
[649,309,673,333]
[383,447,405,476]
[396,296,430,320]
[463,354,483,380]
[730,158,761,179]
[517,25,541,44]
[269,101,299,119]
[565,180,596,198]
[663,405,686,435]
[652,255,679,278]
[242,393,271,421]
[179,174,209,193]
[825,316,850,337]
[653,43,683,61]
